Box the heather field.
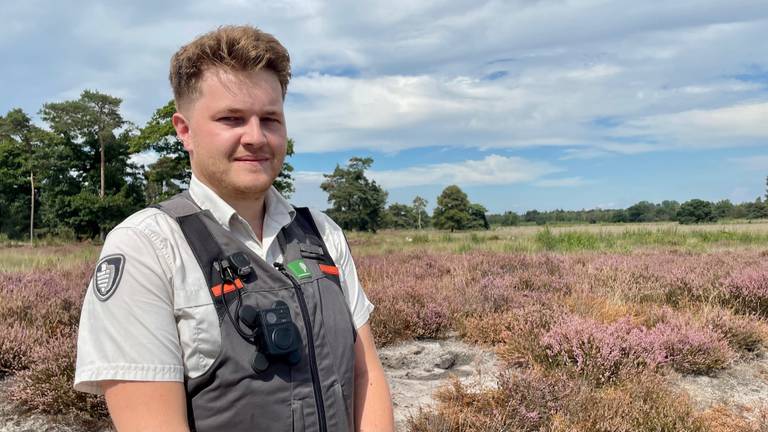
[2,222,768,431]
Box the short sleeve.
[309,209,375,329]
[74,226,184,395]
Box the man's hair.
[169,25,291,109]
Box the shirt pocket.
[174,289,220,379]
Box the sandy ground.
[378,337,500,431]
[669,354,768,420]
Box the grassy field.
[348,220,768,255]
[1,221,768,431]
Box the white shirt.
[74,176,374,395]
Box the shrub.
[9,329,108,420]
[407,370,706,432]
[0,322,42,375]
[699,405,768,432]
[650,318,735,375]
[407,370,578,432]
[541,315,665,385]
[723,267,768,316]
[703,308,766,355]
[551,373,707,432]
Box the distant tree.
[412,196,428,229]
[320,157,387,232]
[273,138,295,198]
[677,199,716,224]
[383,203,416,229]
[467,203,490,230]
[524,209,542,224]
[488,211,519,226]
[746,197,768,220]
[626,201,657,222]
[656,200,680,221]
[713,200,735,219]
[611,209,628,223]
[433,185,472,232]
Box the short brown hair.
[169,25,291,109]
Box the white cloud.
[618,102,768,148]
[370,154,561,188]
[294,154,565,189]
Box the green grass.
[0,244,100,272]
[346,221,768,256]
[2,221,767,270]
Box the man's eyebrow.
[215,107,283,116]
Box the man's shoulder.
[106,206,180,240]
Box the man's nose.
[241,116,268,146]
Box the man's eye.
[218,116,242,123]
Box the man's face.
[173,68,287,201]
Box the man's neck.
[226,194,267,242]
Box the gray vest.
[155,192,356,432]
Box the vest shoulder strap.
[151,192,228,322]
[149,191,200,218]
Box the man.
[75,25,394,432]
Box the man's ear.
[172,112,193,152]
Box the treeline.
[320,157,487,232]
[488,194,768,227]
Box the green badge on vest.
[286,259,312,280]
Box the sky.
[1,0,767,214]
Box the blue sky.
[2,0,767,213]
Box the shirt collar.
[188,175,296,231]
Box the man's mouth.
[233,155,270,163]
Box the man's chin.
[227,182,273,199]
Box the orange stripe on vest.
[211,278,244,297]
[319,264,339,276]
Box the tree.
[383,203,416,229]
[433,185,472,232]
[499,211,520,226]
[41,90,125,199]
[656,200,680,221]
[467,203,489,230]
[677,199,716,224]
[746,198,768,220]
[0,109,46,241]
[412,196,428,229]
[39,91,145,239]
[626,201,657,222]
[273,138,296,198]
[713,200,735,219]
[320,157,388,232]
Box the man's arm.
[354,323,395,432]
[103,381,190,432]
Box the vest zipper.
[274,262,327,432]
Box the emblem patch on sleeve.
[92,254,125,301]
